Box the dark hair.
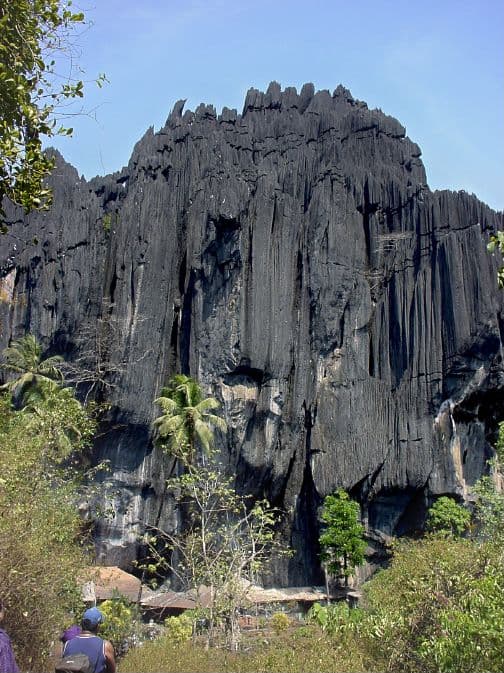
[81,618,99,633]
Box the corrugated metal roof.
[141,591,197,610]
[80,569,341,609]
[246,585,329,604]
[140,584,331,610]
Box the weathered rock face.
[1,82,503,585]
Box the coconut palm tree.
[153,374,227,466]
[0,334,63,405]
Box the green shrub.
[292,624,313,639]
[102,213,112,233]
[270,612,290,634]
[307,601,362,636]
[361,535,504,672]
[426,496,470,537]
[99,592,138,652]
[164,613,193,643]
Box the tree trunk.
[324,563,331,605]
[229,607,240,651]
[154,456,177,528]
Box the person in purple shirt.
[0,599,19,673]
[63,607,115,673]
[60,624,82,644]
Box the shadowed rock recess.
[1,82,503,585]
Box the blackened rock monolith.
[1,83,503,584]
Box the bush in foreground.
[361,535,504,673]
[0,335,98,670]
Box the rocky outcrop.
[1,82,503,585]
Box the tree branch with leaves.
[487,231,504,288]
[0,0,106,226]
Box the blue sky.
[50,0,503,211]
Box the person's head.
[81,607,104,634]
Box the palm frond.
[1,335,65,407]
[3,334,41,369]
[205,414,228,432]
[1,363,27,374]
[155,396,178,414]
[174,375,202,406]
[155,415,186,438]
[196,397,221,413]
[194,419,213,454]
[38,355,64,380]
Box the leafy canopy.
[358,449,504,673]
[471,425,504,543]
[361,535,504,673]
[494,419,504,464]
[426,496,470,537]
[0,0,105,225]
[319,489,366,578]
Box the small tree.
[319,490,366,589]
[426,496,470,537]
[148,376,288,649]
[142,458,288,649]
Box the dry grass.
[119,626,373,673]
